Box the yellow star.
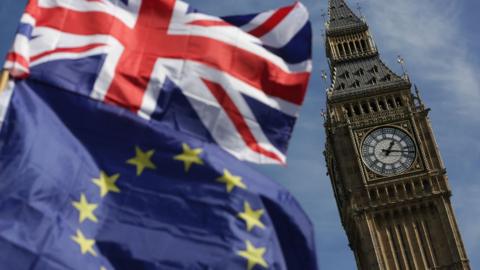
[100,267,107,270]
[217,169,247,193]
[174,143,204,172]
[71,229,97,256]
[237,240,268,270]
[126,146,156,176]
[238,202,265,231]
[92,171,120,197]
[72,193,98,223]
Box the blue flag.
[0,79,317,269]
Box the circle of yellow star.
[127,146,156,176]
[71,229,97,256]
[174,143,204,172]
[217,169,247,193]
[238,202,265,232]
[72,193,98,223]
[92,171,121,197]
[237,240,268,270]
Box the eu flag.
[0,79,317,269]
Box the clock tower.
[323,0,471,269]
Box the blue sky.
[0,0,479,269]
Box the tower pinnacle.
[326,0,366,34]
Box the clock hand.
[383,140,395,156]
[382,149,415,153]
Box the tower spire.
[326,0,367,34]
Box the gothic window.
[349,41,356,53]
[379,99,387,110]
[387,98,395,108]
[387,186,395,197]
[381,74,391,82]
[361,103,369,114]
[344,71,350,79]
[361,39,367,51]
[368,77,377,85]
[379,188,386,199]
[343,105,352,117]
[353,104,361,115]
[395,96,403,107]
[351,80,360,88]
[422,180,431,193]
[369,65,379,74]
[344,43,350,55]
[355,40,361,53]
[396,184,403,196]
[337,44,344,57]
[354,68,364,76]
[370,100,378,112]
[405,182,413,196]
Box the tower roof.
[329,57,409,100]
[326,0,367,35]
[324,0,410,100]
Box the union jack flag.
[4,0,312,165]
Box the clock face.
[361,127,416,176]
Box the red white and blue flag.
[4,0,312,165]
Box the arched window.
[395,96,403,107]
[360,39,367,51]
[353,104,361,115]
[422,180,431,192]
[355,40,361,53]
[337,44,344,57]
[370,100,378,112]
[344,105,352,117]
[344,43,350,55]
[349,41,356,53]
[351,80,360,88]
[387,98,395,108]
[379,100,387,110]
[361,103,369,114]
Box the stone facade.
[323,1,470,269]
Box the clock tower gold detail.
[323,0,470,269]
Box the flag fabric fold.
[0,79,317,269]
[4,0,313,165]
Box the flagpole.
[0,70,8,93]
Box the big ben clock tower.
[323,0,471,269]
